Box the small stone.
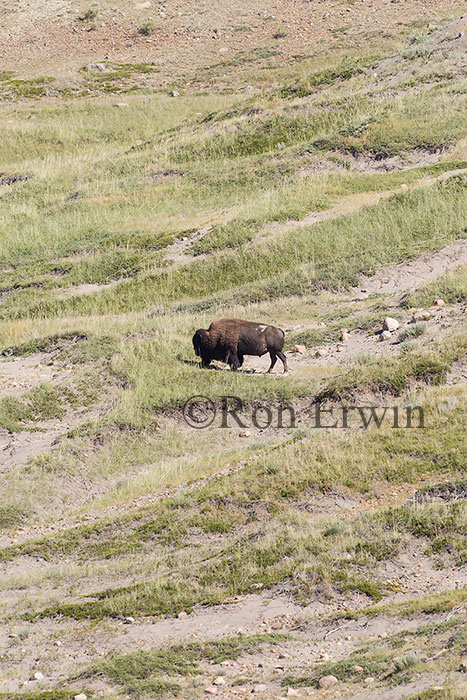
[205,686,218,695]
[178,610,188,619]
[123,616,135,624]
[319,652,330,661]
[287,689,299,697]
[74,695,87,700]
[114,102,129,107]
[8,633,18,638]
[134,1,151,8]
[411,310,431,322]
[340,330,351,342]
[318,675,338,689]
[169,90,181,97]
[380,330,392,341]
[239,430,251,438]
[434,298,445,307]
[364,676,375,684]
[271,621,283,629]
[253,684,267,693]
[352,665,364,674]
[378,632,388,638]
[213,677,225,686]
[31,673,44,681]
[459,658,467,672]
[315,348,328,358]
[293,344,307,354]
[383,317,399,332]
[400,183,408,191]
[54,640,62,647]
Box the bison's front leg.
[201,355,212,368]
[228,351,241,371]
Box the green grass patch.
[402,264,467,308]
[82,633,286,698]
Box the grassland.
[0,7,466,700]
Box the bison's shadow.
[179,357,260,373]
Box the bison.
[192,318,287,373]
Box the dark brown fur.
[192,318,287,373]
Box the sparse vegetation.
[82,7,98,21]
[399,322,428,342]
[138,20,155,36]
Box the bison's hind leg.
[277,350,288,373]
[267,351,277,373]
[268,350,288,374]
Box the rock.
[177,610,188,619]
[134,1,151,8]
[213,677,225,686]
[352,665,364,674]
[293,344,306,354]
[380,330,392,341]
[400,183,408,191]
[383,317,399,332]
[88,63,107,72]
[8,633,18,638]
[205,687,218,695]
[434,298,445,307]
[30,673,44,681]
[123,616,135,624]
[315,348,328,358]
[169,90,181,97]
[459,658,467,672]
[340,328,351,341]
[74,695,87,700]
[253,684,267,693]
[114,102,129,107]
[287,689,299,697]
[411,310,431,323]
[364,676,375,684]
[318,675,338,689]
[54,640,62,647]
[239,430,251,438]
[378,632,388,638]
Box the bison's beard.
[192,329,209,357]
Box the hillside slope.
[0,3,466,700]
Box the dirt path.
[352,239,467,299]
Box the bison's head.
[192,329,209,357]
